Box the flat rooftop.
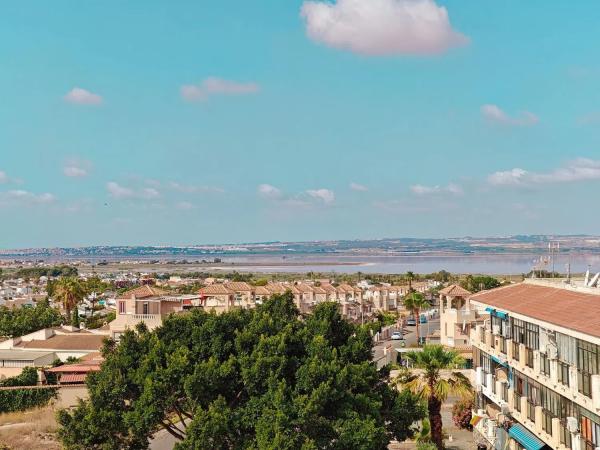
[470,281,600,339]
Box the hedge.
[0,387,58,413]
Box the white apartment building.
[469,280,600,450]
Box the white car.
[391,331,404,340]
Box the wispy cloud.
[350,182,368,192]
[106,182,160,200]
[300,0,468,56]
[175,201,195,210]
[64,87,103,105]
[257,184,283,199]
[481,104,539,127]
[306,188,335,204]
[488,159,600,187]
[181,77,259,102]
[0,190,56,207]
[410,183,463,196]
[63,159,92,178]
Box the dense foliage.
[452,399,474,431]
[0,367,38,387]
[0,387,58,413]
[459,275,501,293]
[0,300,63,337]
[57,293,425,449]
[5,265,78,281]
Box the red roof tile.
[470,283,600,338]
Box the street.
[372,316,440,364]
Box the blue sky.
[2,0,600,248]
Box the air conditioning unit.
[501,403,511,415]
[566,417,579,433]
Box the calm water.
[206,253,600,275]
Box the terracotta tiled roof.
[254,286,271,295]
[265,283,287,294]
[312,286,326,294]
[439,284,471,297]
[199,284,233,295]
[295,284,314,293]
[224,282,253,292]
[118,285,168,299]
[470,283,600,338]
[19,334,106,351]
[320,284,337,293]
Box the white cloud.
[300,0,468,56]
[0,190,56,207]
[306,188,335,204]
[350,182,368,191]
[64,87,103,105]
[181,77,259,102]
[106,182,161,200]
[488,159,600,187]
[481,104,539,127]
[175,201,194,210]
[63,159,92,178]
[106,182,134,199]
[141,188,160,199]
[410,183,463,195]
[257,184,283,199]
[0,171,8,184]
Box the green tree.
[460,275,500,293]
[400,345,472,450]
[57,293,425,449]
[53,277,86,317]
[0,300,62,337]
[402,292,429,345]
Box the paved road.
[372,316,440,365]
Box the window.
[512,340,521,362]
[525,322,540,350]
[559,423,572,449]
[119,301,126,314]
[526,379,540,422]
[580,414,600,450]
[512,318,525,345]
[526,347,534,368]
[142,302,149,315]
[540,352,551,377]
[577,340,599,398]
[558,361,570,386]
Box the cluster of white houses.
[108,281,429,339]
[441,279,600,450]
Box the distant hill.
[1,235,599,260]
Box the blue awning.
[485,307,494,313]
[495,311,508,320]
[491,355,508,367]
[508,424,546,450]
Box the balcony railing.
[131,314,161,320]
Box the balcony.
[110,313,163,332]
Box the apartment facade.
[469,280,600,450]
[109,285,198,339]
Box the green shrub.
[0,387,58,413]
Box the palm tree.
[53,277,86,319]
[403,291,429,345]
[401,345,472,450]
[406,271,416,292]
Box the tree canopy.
[0,300,63,337]
[57,293,425,449]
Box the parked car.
[420,315,428,324]
[391,331,404,340]
[405,317,417,326]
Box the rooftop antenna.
[566,263,571,283]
